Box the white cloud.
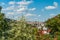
[25,13,33,16]
[17,7,27,12]
[17,1,32,5]
[50,14,57,18]
[2,6,14,11]
[45,6,56,9]
[38,15,41,17]
[16,0,33,13]
[25,13,35,17]
[14,0,33,14]
[54,2,58,7]
[2,0,35,20]
[45,2,58,10]
[7,12,14,15]
[50,14,55,16]
[29,8,36,11]
[3,0,33,12]
[9,1,15,5]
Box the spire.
[0,6,2,13]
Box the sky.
[0,0,60,22]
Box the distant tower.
[0,6,2,13]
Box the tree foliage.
[45,14,60,35]
[6,16,38,40]
[0,6,12,40]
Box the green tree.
[0,6,5,40]
[45,14,60,39]
[6,16,38,40]
[0,6,11,40]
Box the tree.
[0,6,5,40]
[0,6,11,40]
[6,16,38,40]
[45,14,60,40]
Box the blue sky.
[0,0,60,22]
